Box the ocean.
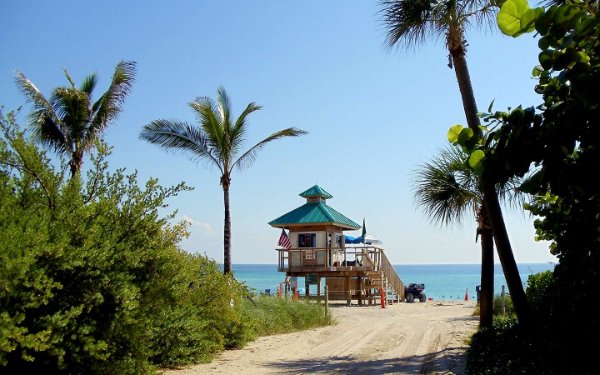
[232,263,556,301]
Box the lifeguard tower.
[269,185,404,305]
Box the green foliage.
[497,0,543,37]
[487,0,600,330]
[468,149,486,170]
[525,270,555,310]
[492,293,514,316]
[446,124,488,173]
[467,271,564,374]
[0,111,269,373]
[447,124,465,144]
[413,146,483,227]
[466,314,545,375]
[15,61,136,177]
[468,1,600,371]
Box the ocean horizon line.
[229,262,557,266]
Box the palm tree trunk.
[479,206,494,329]
[451,52,481,134]
[69,153,83,179]
[452,50,530,327]
[482,178,531,326]
[222,177,232,275]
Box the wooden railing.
[377,248,405,300]
[277,246,374,272]
[276,245,404,298]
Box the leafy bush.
[466,315,539,375]
[526,270,556,316]
[0,111,332,373]
[492,293,514,317]
[466,270,567,375]
[466,0,600,372]
[0,112,249,373]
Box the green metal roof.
[299,185,333,199]
[269,202,360,230]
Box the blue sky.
[1,1,556,265]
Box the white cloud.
[178,214,216,237]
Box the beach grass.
[240,295,333,337]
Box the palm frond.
[79,73,97,96]
[413,147,481,227]
[189,97,226,158]
[31,110,69,155]
[140,119,222,173]
[379,0,446,50]
[215,87,234,171]
[51,87,90,151]
[496,173,527,211]
[380,0,500,51]
[230,102,263,158]
[216,86,231,131]
[91,60,136,129]
[63,68,76,88]
[463,0,500,31]
[15,72,59,123]
[232,127,307,172]
[414,144,527,227]
[14,71,67,152]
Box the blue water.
[232,263,556,301]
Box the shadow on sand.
[264,346,467,374]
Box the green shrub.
[0,112,249,373]
[0,111,332,373]
[467,271,566,375]
[526,270,556,315]
[492,293,514,316]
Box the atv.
[405,283,426,303]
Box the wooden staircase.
[363,248,405,304]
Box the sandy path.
[163,300,478,375]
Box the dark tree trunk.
[478,206,494,329]
[222,176,232,275]
[451,49,481,134]
[69,152,83,179]
[452,46,530,327]
[482,178,531,326]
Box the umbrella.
[363,234,382,244]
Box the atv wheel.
[419,293,426,303]
[406,292,414,303]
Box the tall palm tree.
[413,147,522,328]
[15,61,136,178]
[380,0,531,325]
[140,87,307,274]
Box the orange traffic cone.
[293,288,299,301]
[464,288,469,301]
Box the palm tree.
[413,147,522,328]
[380,0,531,325]
[140,87,307,275]
[15,61,136,178]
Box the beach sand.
[162,300,478,375]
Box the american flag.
[278,228,292,249]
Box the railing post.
[325,285,329,318]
